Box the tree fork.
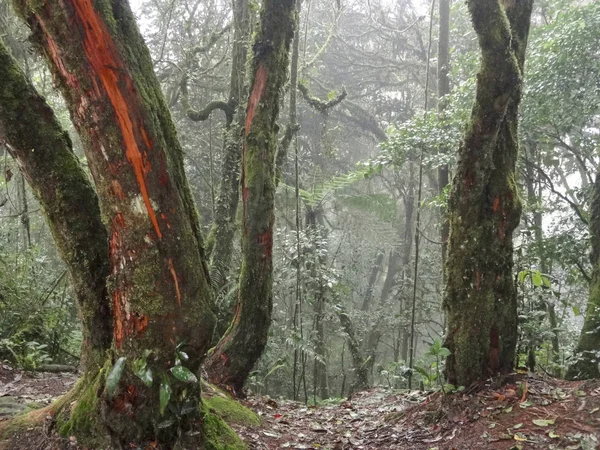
[11,0,217,446]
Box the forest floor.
[0,363,599,449]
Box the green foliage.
[338,194,396,223]
[0,247,80,369]
[413,340,455,395]
[281,166,369,207]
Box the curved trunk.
[12,1,216,446]
[204,0,295,394]
[206,0,250,297]
[443,0,533,387]
[0,38,110,372]
[567,172,600,380]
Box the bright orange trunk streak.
[72,0,162,239]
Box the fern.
[280,166,369,207]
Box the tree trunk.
[567,172,600,380]
[443,0,533,387]
[524,145,560,370]
[204,0,295,394]
[438,0,450,271]
[361,249,385,312]
[205,0,250,297]
[11,1,217,446]
[0,38,111,372]
[337,306,369,392]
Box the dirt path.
[235,377,600,449]
[1,364,599,449]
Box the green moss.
[55,370,108,448]
[202,403,247,450]
[203,384,260,427]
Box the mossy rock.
[202,382,260,428]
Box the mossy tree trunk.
[438,0,450,270]
[443,0,533,387]
[337,306,369,392]
[197,0,250,292]
[204,0,295,395]
[10,0,216,447]
[0,37,111,373]
[567,172,600,380]
[204,0,251,339]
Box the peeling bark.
[11,0,216,446]
[204,0,295,394]
[443,0,533,387]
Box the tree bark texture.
[438,0,450,270]
[0,38,111,372]
[567,172,600,380]
[204,0,295,394]
[443,0,533,387]
[11,0,216,446]
[205,0,250,297]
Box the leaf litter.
[1,365,599,449]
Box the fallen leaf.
[513,433,527,442]
[532,419,554,427]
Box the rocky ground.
[1,363,599,449]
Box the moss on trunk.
[10,0,217,447]
[443,0,533,387]
[0,37,110,372]
[567,172,600,380]
[204,0,296,394]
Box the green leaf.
[541,275,551,288]
[513,423,523,429]
[132,360,153,387]
[532,271,543,287]
[438,347,451,358]
[159,378,172,416]
[518,270,528,283]
[573,306,581,316]
[105,357,127,398]
[548,430,560,438]
[170,365,198,383]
